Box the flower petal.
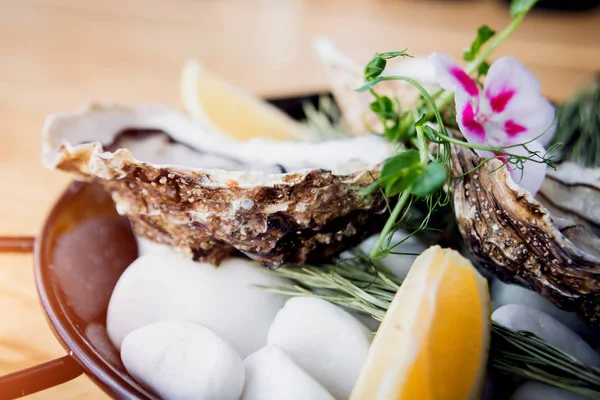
[429,53,479,97]
[505,140,547,195]
[484,57,556,145]
[504,120,527,137]
[506,97,556,147]
[454,92,489,155]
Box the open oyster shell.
[42,103,392,268]
[450,145,600,327]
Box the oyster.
[450,144,600,327]
[42,104,392,268]
[315,40,600,326]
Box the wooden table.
[1,0,598,398]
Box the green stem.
[434,131,503,153]
[369,189,412,259]
[367,12,532,261]
[465,14,524,74]
[369,111,431,260]
[414,111,430,166]
[376,76,447,131]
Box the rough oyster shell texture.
[42,104,391,268]
[450,146,600,327]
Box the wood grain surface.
[1,0,599,398]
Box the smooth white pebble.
[241,345,335,400]
[121,320,244,400]
[268,297,372,400]
[107,254,287,357]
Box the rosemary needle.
[551,77,600,168]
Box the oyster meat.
[450,144,600,327]
[42,104,392,268]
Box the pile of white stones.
[108,239,374,400]
[107,235,599,400]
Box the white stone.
[121,320,244,400]
[135,235,175,256]
[492,304,600,366]
[510,382,589,400]
[268,297,372,400]
[241,345,335,400]
[107,254,287,357]
[357,231,428,280]
[491,280,598,339]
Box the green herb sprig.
[551,77,600,168]
[356,0,558,260]
[301,95,348,140]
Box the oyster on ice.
[42,104,392,268]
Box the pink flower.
[429,53,555,194]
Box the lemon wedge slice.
[351,245,490,400]
[180,60,306,141]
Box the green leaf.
[385,173,420,196]
[410,162,447,197]
[413,113,427,127]
[380,150,420,181]
[363,50,412,82]
[379,150,422,196]
[383,122,402,142]
[356,77,383,93]
[369,96,403,141]
[364,57,386,82]
[510,0,539,18]
[377,50,412,60]
[385,175,419,197]
[423,126,439,142]
[370,96,396,119]
[463,25,495,62]
[477,61,491,76]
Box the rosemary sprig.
[261,261,600,399]
[551,76,600,168]
[301,95,348,140]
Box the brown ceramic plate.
[1,182,155,399]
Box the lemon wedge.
[180,60,306,141]
[351,245,490,400]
